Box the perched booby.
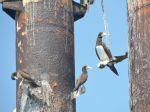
[95,32,119,75]
[11,70,40,87]
[73,65,92,91]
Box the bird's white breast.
[96,46,110,61]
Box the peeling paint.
[29,80,53,106]
[21,32,26,36]
[20,84,30,112]
[23,0,42,6]
[19,59,23,64]
[51,81,58,89]
[18,42,24,52]
[18,41,22,47]
[17,22,21,32]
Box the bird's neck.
[82,70,87,74]
[96,38,102,46]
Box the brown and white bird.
[11,70,40,87]
[73,65,92,92]
[95,32,119,75]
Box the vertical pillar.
[127,0,150,111]
[16,0,75,111]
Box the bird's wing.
[20,70,40,87]
[111,52,128,64]
[89,0,94,4]
[74,74,86,91]
[18,70,34,82]
[107,64,119,76]
[74,78,80,91]
[75,78,79,86]
[114,52,128,59]
[95,47,100,60]
[102,42,113,59]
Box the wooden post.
[127,0,150,111]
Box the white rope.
[101,0,110,47]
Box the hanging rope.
[101,0,110,47]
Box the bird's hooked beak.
[86,66,93,70]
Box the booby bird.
[73,65,92,92]
[11,70,40,87]
[95,32,119,75]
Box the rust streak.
[21,32,26,36]
[19,59,22,64]
[18,41,22,47]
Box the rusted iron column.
[16,0,75,112]
[127,0,150,112]
[1,0,89,111]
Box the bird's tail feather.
[108,64,119,76]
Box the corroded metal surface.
[1,0,19,19]
[0,0,4,3]
[3,1,23,11]
[16,0,75,111]
[127,0,150,112]
[1,0,88,21]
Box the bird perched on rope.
[11,70,40,87]
[95,32,119,75]
[73,65,92,92]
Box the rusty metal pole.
[127,0,150,112]
[16,0,75,111]
[1,0,88,111]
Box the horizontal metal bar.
[3,1,23,11]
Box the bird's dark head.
[11,72,18,80]
[99,64,105,68]
[98,32,107,38]
[82,65,93,72]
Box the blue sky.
[0,0,128,111]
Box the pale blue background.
[0,0,128,111]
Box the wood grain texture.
[127,0,150,111]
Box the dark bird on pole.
[95,32,119,75]
[73,65,92,92]
[11,70,40,87]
